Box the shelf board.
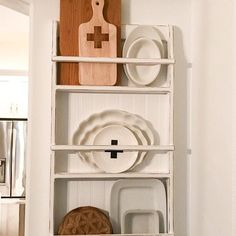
[52,56,175,65]
[54,85,171,94]
[51,145,175,152]
[0,198,26,205]
[0,69,28,76]
[54,172,171,179]
[53,234,174,236]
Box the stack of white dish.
[123,26,164,86]
[73,110,155,173]
[110,179,167,234]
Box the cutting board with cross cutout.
[79,0,117,85]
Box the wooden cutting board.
[79,0,117,85]
[59,0,121,85]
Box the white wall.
[27,0,234,236]
[26,1,59,236]
[190,1,234,235]
[0,5,29,70]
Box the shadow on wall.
[173,26,189,236]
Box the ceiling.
[0,5,29,42]
[0,0,30,15]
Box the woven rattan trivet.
[58,206,113,235]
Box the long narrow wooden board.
[59,0,121,85]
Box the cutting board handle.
[91,0,105,21]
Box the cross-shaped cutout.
[105,140,123,159]
[87,26,109,49]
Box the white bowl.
[121,209,160,234]
[126,37,161,86]
[122,26,163,61]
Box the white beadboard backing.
[54,92,171,174]
[54,179,169,235]
[54,152,170,174]
[56,93,170,145]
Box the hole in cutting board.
[87,26,109,48]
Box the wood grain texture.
[58,206,113,234]
[59,0,121,85]
[79,0,117,85]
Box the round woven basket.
[58,206,113,235]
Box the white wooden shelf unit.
[50,21,175,236]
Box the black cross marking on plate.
[87,26,109,49]
[105,140,123,159]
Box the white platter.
[123,26,164,86]
[72,110,154,169]
[110,179,166,233]
[121,209,159,234]
[126,37,161,86]
[92,125,139,173]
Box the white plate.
[123,26,163,86]
[121,209,159,234]
[126,37,161,86]
[110,179,166,233]
[92,125,139,173]
[79,121,148,169]
[72,110,154,168]
[73,110,154,145]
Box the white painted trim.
[0,70,28,76]
[0,0,29,15]
[0,199,26,204]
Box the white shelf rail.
[54,173,171,179]
[52,234,174,236]
[54,85,171,94]
[52,56,175,65]
[51,145,174,152]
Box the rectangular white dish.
[110,179,166,233]
[121,209,160,234]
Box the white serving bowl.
[126,37,161,86]
[121,209,160,234]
